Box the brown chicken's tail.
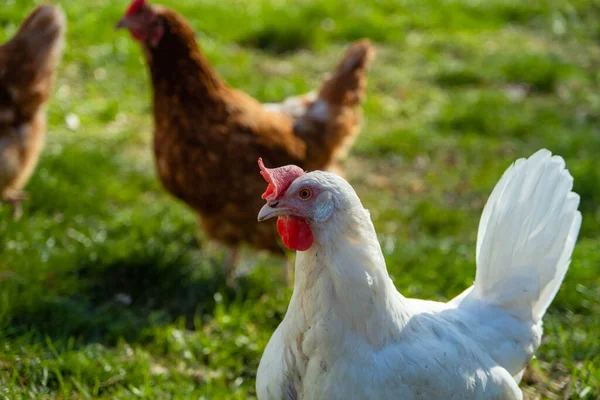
[316,39,375,107]
[14,5,66,79]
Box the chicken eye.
[299,188,312,200]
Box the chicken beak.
[257,202,290,222]
[115,17,130,30]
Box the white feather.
[263,92,317,118]
[470,149,581,322]
[256,149,581,400]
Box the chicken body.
[118,1,373,280]
[256,150,581,399]
[0,5,65,219]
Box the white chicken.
[255,149,581,400]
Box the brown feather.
[0,5,65,208]
[137,5,374,257]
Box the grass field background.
[1,0,599,398]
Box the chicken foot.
[3,190,28,220]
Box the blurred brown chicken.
[0,4,66,219]
[117,0,374,282]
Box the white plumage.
[256,149,581,400]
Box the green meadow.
[1,0,598,398]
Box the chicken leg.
[223,247,240,287]
[3,190,28,220]
[284,257,294,285]
[223,247,293,286]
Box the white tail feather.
[470,149,582,322]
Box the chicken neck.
[284,208,412,349]
[144,8,229,104]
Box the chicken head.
[116,0,164,46]
[257,158,340,251]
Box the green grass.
[1,0,599,398]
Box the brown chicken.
[0,4,66,219]
[117,0,374,282]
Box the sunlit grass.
[0,0,598,398]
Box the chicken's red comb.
[126,0,146,16]
[258,158,304,201]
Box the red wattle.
[277,216,313,251]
